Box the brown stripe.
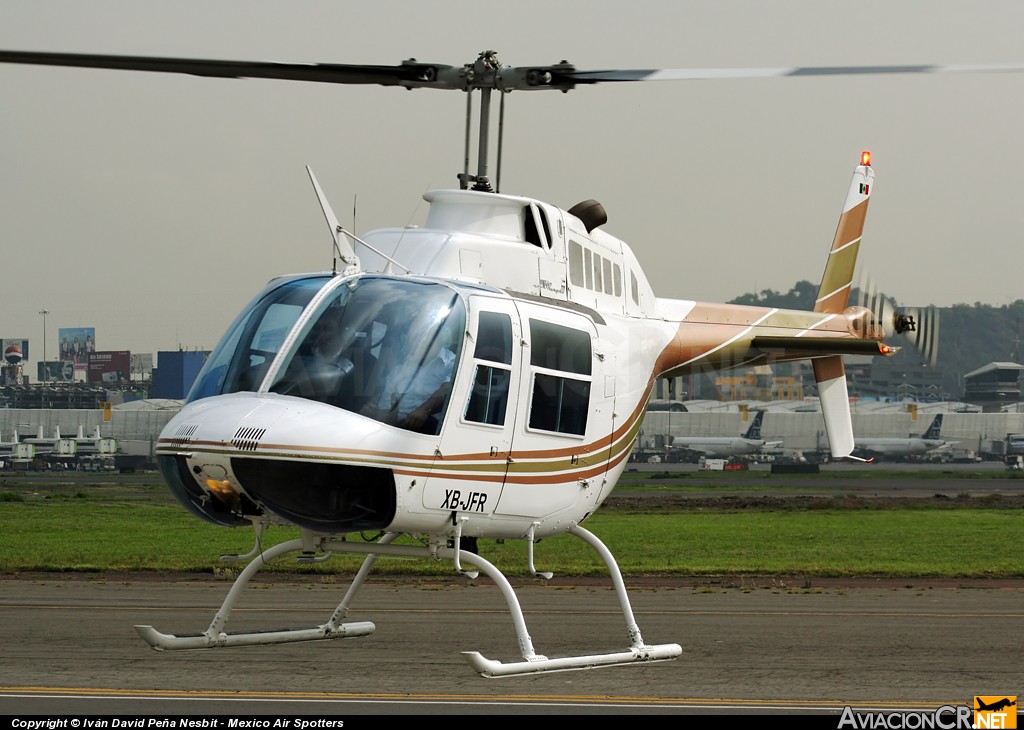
[812,356,846,383]
[831,199,869,251]
[157,397,649,474]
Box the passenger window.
[473,311,512,364]
[466,366,511,426]
[529,320,591,375]
[527,319,592,436]
[592,254,603,293]
[613,263,622,297]
[584,249,593,290]
[568,241,584,287]
[602,258,613,295]
[465,311,513,426]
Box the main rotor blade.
[557,62,1024,85]
[0,50,455,88]
[3,49,1022,93]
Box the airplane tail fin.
[922,413,943,440]
[814,151,874,314]
[812,153,874,459]
[743,410,764,440]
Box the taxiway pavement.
[0,576,1020,714]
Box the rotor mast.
[457,51,505,192]
[451,50,574,193]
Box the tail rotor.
[858,277,940,366]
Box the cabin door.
[422,297,522,519]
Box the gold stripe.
[816,240,860,310]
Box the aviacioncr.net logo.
[838,705,973,729]
[974,696,1017,729]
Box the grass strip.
[1,501,1020,578]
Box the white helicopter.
[0,49,993,677]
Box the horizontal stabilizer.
[752,336,898,358]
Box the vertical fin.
[814,153,874,459]
[922,414,943,440]
[743,410,764,440]
[814,356,854,458]
[814,152,874,314]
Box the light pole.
[38,309,49,382]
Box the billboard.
[58,327,96,371]
[38,361,76,382]
[1,339,30,385]
[87,350,131,385]
[131,353,154,380]
[2,339,29,364]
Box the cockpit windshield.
[268,277,466,435]
[188,275,330,403]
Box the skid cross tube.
[135,528,680,676]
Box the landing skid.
[135,525,681,677]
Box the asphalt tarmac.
[0,575,1021,715]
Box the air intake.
[231,427,267,452]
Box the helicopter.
[0,48,985,677]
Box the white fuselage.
[670,436,766,458]
[853,437,946,456]
[157,187,872,541]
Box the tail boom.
[650,153,890,462]
[652,306,894,380]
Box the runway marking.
[0,685,966,711]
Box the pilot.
[305,310,374,409]
[363,320,457,433]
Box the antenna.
[307,166,360,276]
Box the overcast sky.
[1,1,1022,373]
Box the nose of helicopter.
[156,392,400,533]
